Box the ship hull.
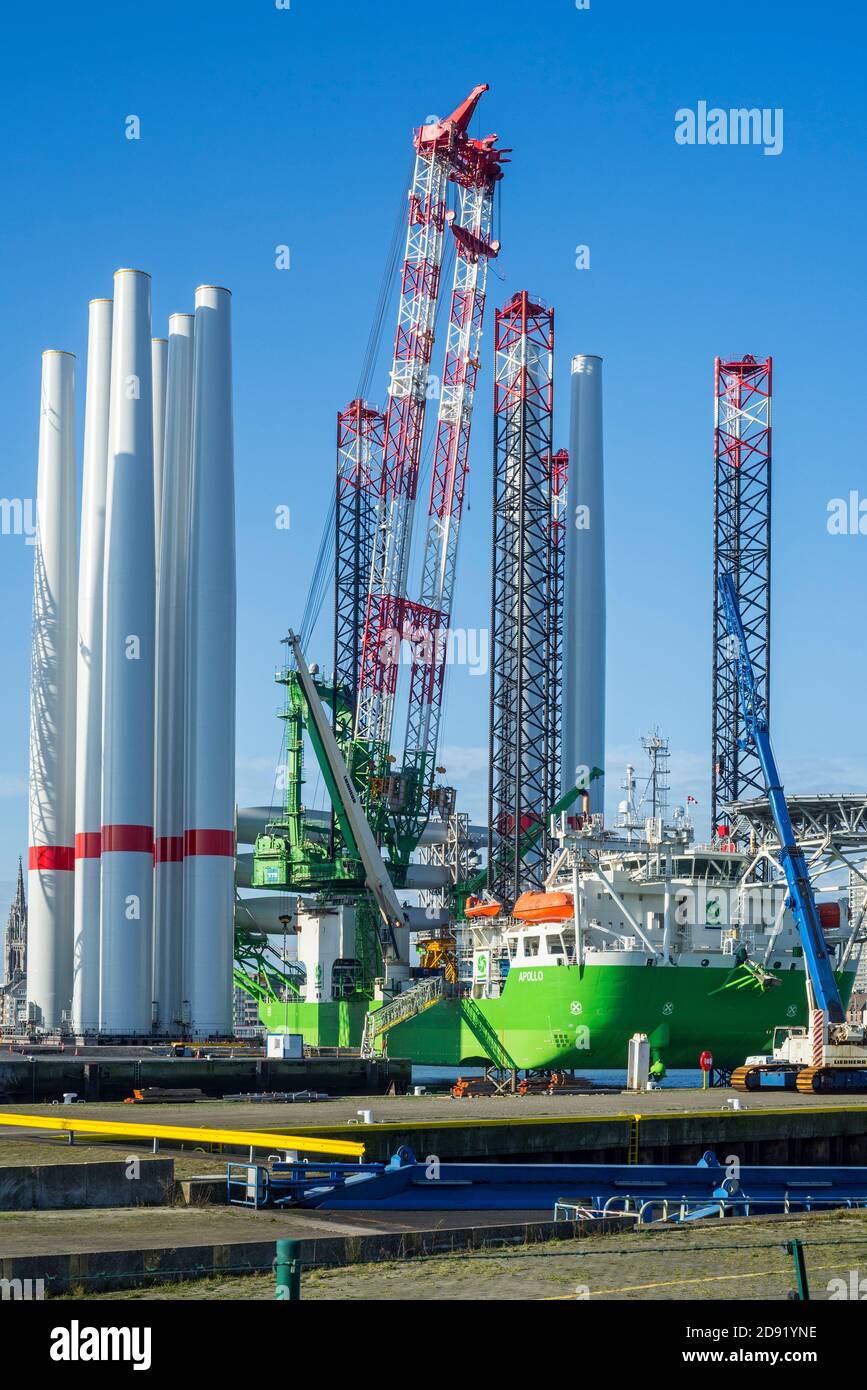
[261,963,857,1071]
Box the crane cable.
[297,156,413,657]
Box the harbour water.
[412,1066,705,1089]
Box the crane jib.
[718,572,845,1023]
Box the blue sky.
[1,0,866,917]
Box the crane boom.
[287,631,407,958]
[403,143,505,785]
[718,572,844,1022]
[355,86,506,803]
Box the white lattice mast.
[403,137,506,779]
[354,86,498,778]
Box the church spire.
[4,856,27,984]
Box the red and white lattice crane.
[354,85,507,809]
[403,120,507,782]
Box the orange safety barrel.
[512,890,574,923]
[818,902,841,930]
[465,895,503,919]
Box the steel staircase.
[360,976,458,1057]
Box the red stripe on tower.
[184,830,235,857]
[28,846,75,872]
[75,832,102,859]
[100,824,154,854]
[154,835,184,864]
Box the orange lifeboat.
[512,890,574,924]
[464,895,503,919]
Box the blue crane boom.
[718,572,844,1024]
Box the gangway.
[360,976,457,1057]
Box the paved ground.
[0,1088,863,1175]
[3,1088,865,1304]
[54,1211,867,1301]
[2,1087,865,1136]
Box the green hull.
[260,964,857,1071]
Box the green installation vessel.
[253,833,858,1072]
[237,663,858,1074]
[233,645,857,1075]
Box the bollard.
[275,1238,301,1300]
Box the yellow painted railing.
[0,1111,365,1158]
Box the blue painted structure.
[718,571,844,1023]
[226,1147,867,1218]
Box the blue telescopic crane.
[718,572,844,1024]
[719,573,867,1093]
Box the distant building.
[1,858,28,1030]
[848,990,867,1026]
[851,880,867,991]
[233,982,263,1035]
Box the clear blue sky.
[1,0,866,918]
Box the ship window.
[546,935,564,954]
[525,936,540,957]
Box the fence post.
[275,1239,301,1300]
[784,1239,810,1301]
